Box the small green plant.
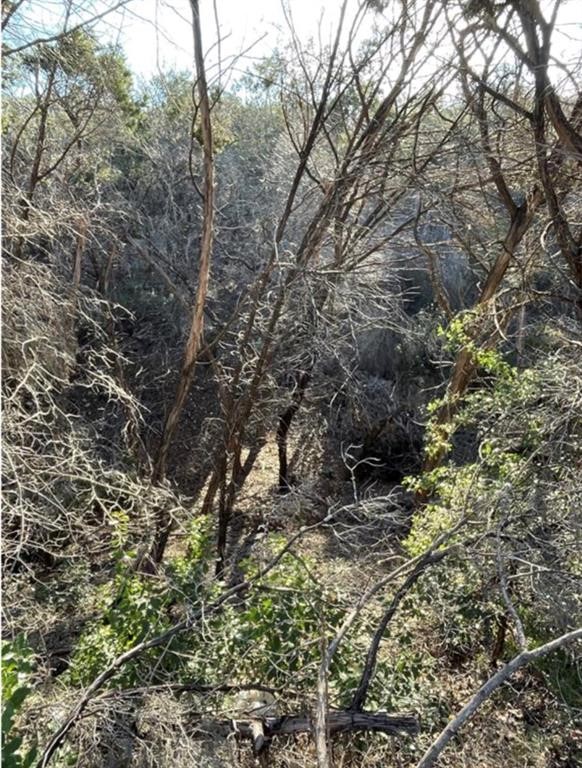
[68,572,172,686]
[68,516,215,687]
[68,525,373,703]
[2,636,37,768]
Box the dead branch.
[415,627,582,768]
[207,710,419,753]
[314,524,463,768]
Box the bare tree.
[197,0,448,575]
[145,0,216,569]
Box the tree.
[3,2,581,767]
[417,0,582,476]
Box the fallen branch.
[206,710,419,753]
[415,627,582,768]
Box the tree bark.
[147,0,215,568]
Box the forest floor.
[167,435,580,767]
[5,432,578,768]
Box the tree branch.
[415,627,582,768]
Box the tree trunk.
[276,370,311,492]
[147,0,215,569]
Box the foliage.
[20,29,140,126]
[68,525,372,703]
[1,637,37,768]
[406,330,582,663]
[67,516,211,687]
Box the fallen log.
[201,710,419,753]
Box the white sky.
[113,0,582,76]
[7,0,582,85]
[117,0,347,81]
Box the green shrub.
[68,525,372,703]
[2,636,37,768]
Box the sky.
[115,0,581,74]
[116,0,347,81]
[6,0,582,86]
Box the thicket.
[2,1,581,767]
